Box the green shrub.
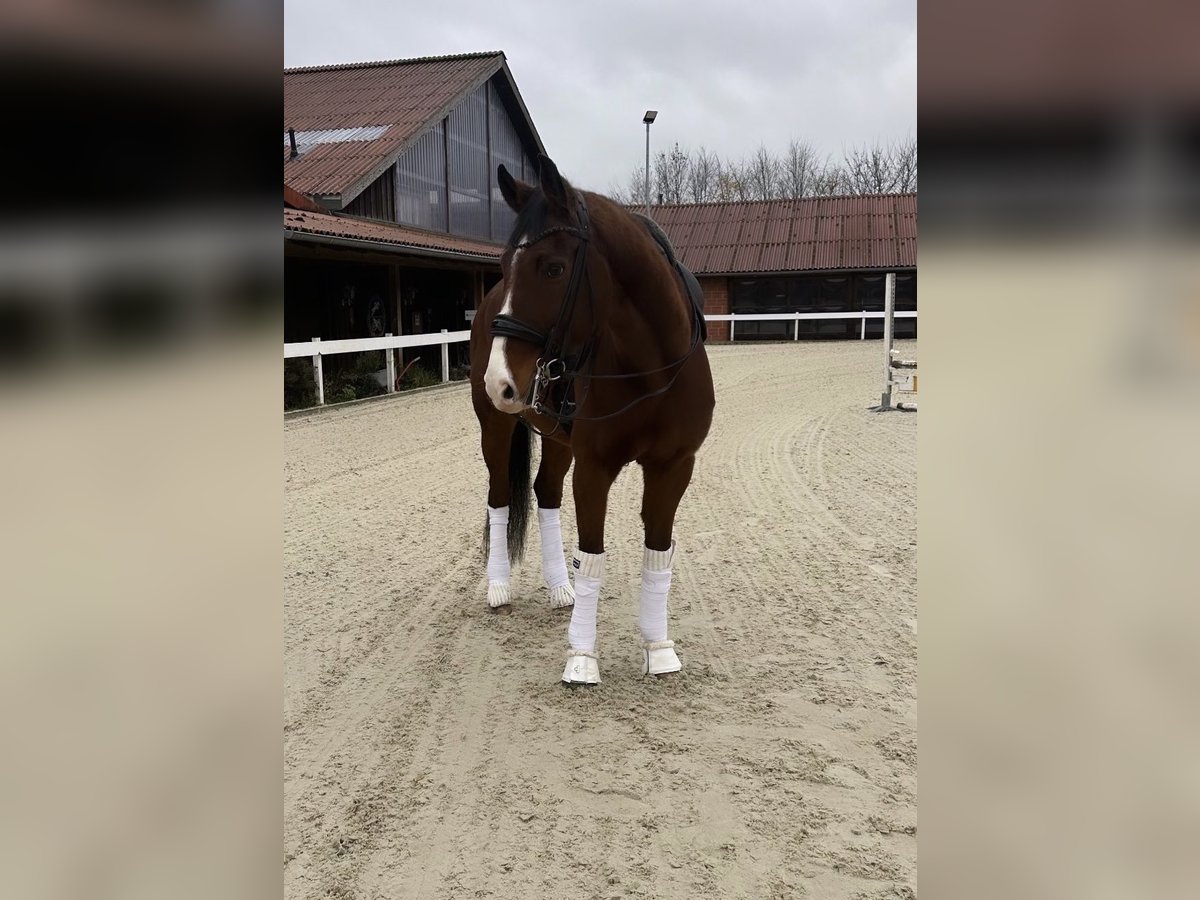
[400,365,441,390]
[321,351,387,404]
[284,358,317,410]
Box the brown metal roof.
[283,51,507,204]
[284,208,501,263]
[648,194,917,275]
[283,183,324,213]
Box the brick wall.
[699,276,730,341]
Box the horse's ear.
[497,164,533,212]
[537,154,571,210]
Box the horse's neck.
[598,208,691,352]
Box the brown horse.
[469,154,714,684]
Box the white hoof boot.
[487,581,511,608]
[562,649,601,685]
[642,640,682,676]
[548,581,575,609]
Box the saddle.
[633,213,708,341]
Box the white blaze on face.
[484,248,524,411]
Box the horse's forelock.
[507,192,548,249]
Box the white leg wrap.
[639,542,675,642]
[640,542,682,675]
[538,507,574,608]
[486,506,511,607]
[563,550,604,685]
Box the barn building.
[647,195,917,342]
[284,51,535,393]
[283,51,917,404]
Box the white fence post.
[312,337,324,406]
[384,333,395,393]
[440,329,450,383]
[861,315,867,340]
[794,314,800,341]
[729,315,736,342]
[880,273,895,409]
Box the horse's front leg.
[478,407,518,609]
[561,456,618,685]
[533,437,575,609]
[637,455,696,675]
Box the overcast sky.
[284,0,916,196]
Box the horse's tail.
[506,423,532,563]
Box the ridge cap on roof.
[643,192,916,211]
[285,50,505,75]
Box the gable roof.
[649,194,917,275]
[284,51,544,208]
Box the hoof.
[487,581,511,608]
[642,640,682,676]
[548,581,575,609]
[561,649,601,685]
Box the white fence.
[284,329,470,406]
[283,311,917,406]
[705,310,917,341]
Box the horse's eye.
[546,263,565,279]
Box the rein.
[490,195,703,433]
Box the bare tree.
[810,156,845,196]
[892,137,917,192]
[653,143,690,205]
[716,157,753,201]
[841,139,918,194]
[610,136,915,205]
[842,142,890,193]
[779,139,820,198]
[609,164,651,206]
[746,144,779,201]
[686,145,720,202]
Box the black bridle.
[490,194,703,433]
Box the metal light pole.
[643,110,657,217]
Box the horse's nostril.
[501,383,515,401]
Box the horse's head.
[484,154,592,414]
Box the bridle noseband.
[490,194,702,434]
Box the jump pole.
[879,272,895,410]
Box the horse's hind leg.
[637,455,697,675]
[533,438,575,609]
[480,410,518,608]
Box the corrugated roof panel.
[712,217,741,245]
[759,242,790,271]
[633,193,916,274]
[284,52,507,199]
[284,125,392,154]
[690,218,718,246]
[814,213,842,242]
[706,245,736,272]
[843,210,872,241]
[731,240,762,272]
[284,208,502,260]
[741,216,767,247]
